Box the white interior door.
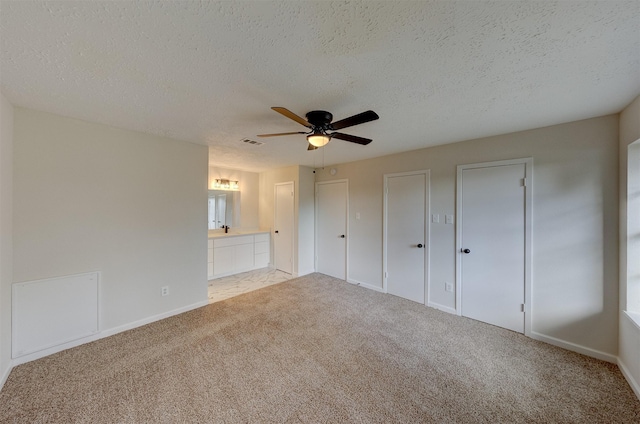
[316,180,347,280]
[385,171,429,304]
[458,162,528,333]
[274,182,294,274]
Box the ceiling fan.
[258,107,379,150]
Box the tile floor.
[208,268,293,303]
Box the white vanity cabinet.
[207,240,214,279]
[208,232,270,280]
[254,233,270,268]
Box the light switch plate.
[432,214,439,223]
[445,215,454,224]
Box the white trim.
[347,277,385,293]
[0,362,11,392]
[295,268,315,278]
[315,179,349,281]
[425,172,431,307]
[2,298,637,400]
[11,300,208,367]
[382,170,430,304]
[626,140,640,315]
[618,357,640,400]
[620,312,640,400]
[456,158,533,337]
[624,310,640,331]
[530,331,617,364]
[427,302,457,315]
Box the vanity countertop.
[208,229,270,239]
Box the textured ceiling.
[1,1,639,172]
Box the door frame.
[274,181,295,274]
[383,170,430,304]
[455,158,533,336]
[314,179,349,280]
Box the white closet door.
[460,163,526,333]
[385,171,428,304]
[316,180,348,280]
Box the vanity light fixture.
[212,179,239,191]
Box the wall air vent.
[241,138,264,146]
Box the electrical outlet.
[445,282,453,292]
[161,286,169,296]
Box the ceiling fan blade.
[257,131,307,137]
[331,132,372,145]
[272,107,312,128]
[330,110,379,130]
[307,143,318,151]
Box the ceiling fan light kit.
[307,133,331,147]
[258,107,379,150]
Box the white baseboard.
[98,300,209,340]
[530,331,617,364]
[3,295,638,402]
[347,277,385,293]
[296,268,315,278]
[11,300,208,367]
[0,361,11,392]
[618,357,640,401]
[427,302,457,315]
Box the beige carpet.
[1,273,638,423]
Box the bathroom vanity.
[207,231,270,280]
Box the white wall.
[259,165,315,277]
[619,94,640,398]
[316,115,619,359]
[0,93,14,386]
[13,108,209,334]
[209,166,259,231]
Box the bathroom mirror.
[208,190,240,230]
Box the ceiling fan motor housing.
[305,110,333,128]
